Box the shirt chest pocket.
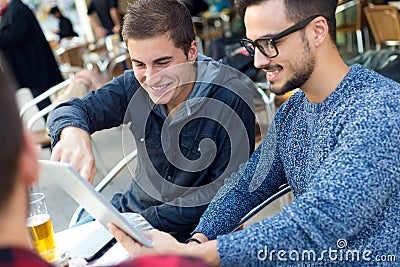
[179,134,218,162]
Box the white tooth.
[151,84,167,91]
[266,69,279,76]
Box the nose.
[253,48,271,69]
[144,66,159,83]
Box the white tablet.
[38,160,153,248]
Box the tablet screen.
[38,160,153,248]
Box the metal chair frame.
[336,0,370,54]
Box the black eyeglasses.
[241,15,323,58]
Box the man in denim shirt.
[48,0,256,242]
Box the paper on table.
[91,242,130,266]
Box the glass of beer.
[27,192,57,261]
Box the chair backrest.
[107,53,132,80]
[336,0,365,31]
[56,43,89,68]
[364,5,400,48]
[240,184,291,225]
[15,88,54,147]
[18,80,72,132]
[15,88,46,131]
[233,184,292,231]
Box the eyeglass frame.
[241,15,326,58]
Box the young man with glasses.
[109,0,400,266]
[48,0,256,243]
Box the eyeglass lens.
[241,15,322,58]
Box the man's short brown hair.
[122,0,196,56]
[235,0,338,42]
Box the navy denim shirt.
[48,55,256,241]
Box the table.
[55,221,130,266]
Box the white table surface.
[55,221,130,266]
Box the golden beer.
[27,213,56,257]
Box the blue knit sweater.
[194,65,400,266]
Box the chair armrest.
[235,183,291,230]
[94,149,138,193]
[27,103,56,131]
[19,79,71,118]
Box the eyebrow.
[257,34,275,40]
[258,30,287,40]
[245,32,277,42]
[131,56,174,64]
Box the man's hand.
[50,127,96,183]
[108,223,220,266]
[112,24,121,34]
[108,223,184,259]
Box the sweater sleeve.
[193,119,287,239]
[215,93,400,266]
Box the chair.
[16,88,50,147]
[336,0,370,54]
[363,5,400,50]
[107,53,132,80]
[16,80,72,147]
[55,43,89,78]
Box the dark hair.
[235,0,338,42]
[0,57,24,212]
[49,6,60,14]
[122,0,196,56]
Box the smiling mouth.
[264,65,283,82]
[149,82,172,91]
[266,69,280,76]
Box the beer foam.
[27,214,50,227]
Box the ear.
[187,40,198,62]
[312,16,329,47]
[18,131,39,187]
